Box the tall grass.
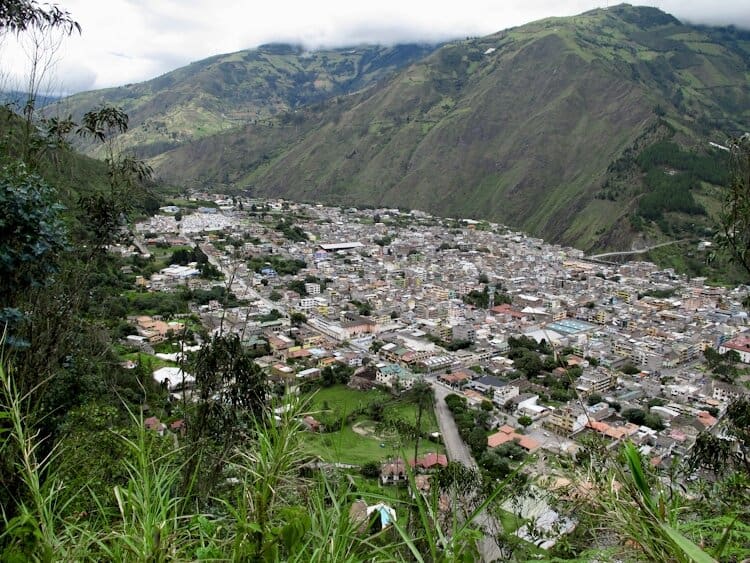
[561,440,733,563]
[0,358,79,561]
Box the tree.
[513,350,543,378]
[290,312,307,326]
[704,347,741,383]
[716,135,750,279]
[360,461,381,479]
[0,162,66,320]
[479,450,511,478]
[587,393,603,406]
[518,415,533,428]
[405,382,434,463]
[75,106,153,252]
[693,396,750,474]
[1,0,81,165]
[320,364,353,387]
[467,426,488,456]
[643,412,665,431]
[689,432,733,475]
[0,1,80,35]
[622,408,646,425]
[183,334,268,499]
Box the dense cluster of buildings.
[127,196,749,472]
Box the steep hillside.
[46,43,436,159]
[154,5,750,251]
[0,107,110,207]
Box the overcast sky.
[2,0,748,95]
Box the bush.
[360,461,381,479]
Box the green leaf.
[661,524,717,563]
[711,515,737,559]
[623,441,656,513]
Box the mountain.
[149,5,749,252]
[0,91,61,109]
[46,43,437,159]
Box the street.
[431,382,504,562]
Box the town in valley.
[117,193,750,549]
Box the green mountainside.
[0,107,110,208]
[149,5,749,252]
[46,43,437,159]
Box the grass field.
[121,352,177,371]
[301,385,444,465]
[305,385,389,416]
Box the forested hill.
[46,43,437,160]
[150,4,749,253]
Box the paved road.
[589,238,690,260]
[433,384,476,467]
[431,383,503,562]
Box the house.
[375,363,420,391]
[472,375,519,404]
[152,367,195,392]
[517,395,549,419]
[380,458,408,485]
[301,416,322,432]
[546,405,588,435]
[144,416,166,436]
[703,380,745,403]
[487,425,540,453]
[585,420,640,442]
[438,371,471,389]
[349,500,397,533]
[410,452,448,471]
[719,334,750,363]
[135,315,184,343]
[169,419,186,436]
[575,367,617,396]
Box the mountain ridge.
[51,4,750,252]
[46,43,438,159]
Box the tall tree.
[406,381,434,463]
[0,0,81,165]
[75,106,153,252]
[0,1,79,35]
[183,333,268,500]
[716,134,750,280]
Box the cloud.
[55,61,97,94]
[1,0,748,93]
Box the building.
[410,452,448,471]
[546,405,588,435]
[575,368,617,397]
[487,425,540,453]
[719,334,750,363]
[438,372,471,389]
[380,458,407,485]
